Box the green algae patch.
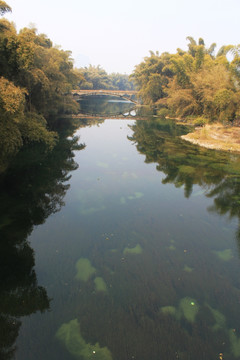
[56,319,112,360]
[214,249,233,261]
[128,195,135,200]
[94,277,107,292]
[123,244,143,255]
[179,297,199,323]
[121,192,144,204]
[134,192,144,199]
[229,330,240,358]
[183,265,193,272]
[160,306,177,317]
[80,205,106,216]
[127,192,144,200]
[122,171,138,179]
[75,258,96,282]
[207,305,226,331]
[168,245,176,251]
[160,298,199,323]
[97,162,109,168]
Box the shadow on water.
[0,119,86,359]
[128,118,240,255]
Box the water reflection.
[77,96,137,117]
[51,118,240,360]
[207,177,240,250]
[0,242,50,360]
[128,118,240,246]
[2,110,240,359]
[0,120,85,359]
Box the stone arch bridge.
[72,89,139,104]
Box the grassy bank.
[181,123,240,153]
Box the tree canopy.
[78,65,134,91]
[131,37,240,124]
[0,3,81,172]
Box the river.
[1,97,240,360]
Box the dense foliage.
[131,37,240,124]
[0,3,81,172]
[78,65,135,90]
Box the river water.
[1,97,240,360]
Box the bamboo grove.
[131,37,240,126]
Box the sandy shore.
[181,124,240,153]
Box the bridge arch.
[72,89,139,105]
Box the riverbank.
[181,123,240,153]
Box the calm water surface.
[1,99,240,360]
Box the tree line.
[78,64,135,91]
[131,37,240,125]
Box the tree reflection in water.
[207,177,240,252]
[0,119,85,359]
[128,118,240,253]
[78,96,136,117]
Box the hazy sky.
[5,0,240,74]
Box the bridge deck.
[72,89,139,104]
[72,89,137,96]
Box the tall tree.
[131,51,173,104]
